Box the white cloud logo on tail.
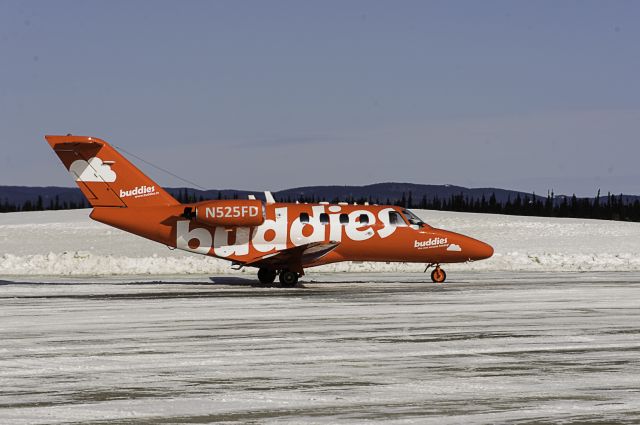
[447,244,462,252]
[69,157,116,182]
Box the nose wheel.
[429,265,447,284]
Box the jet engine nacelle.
[186,199,265,227]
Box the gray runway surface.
[1,272,639,424]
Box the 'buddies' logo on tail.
[120,185,158,199]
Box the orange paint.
[45,135,493,285]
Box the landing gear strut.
[278,269,299,287]
[257,267,277,285]
[430,265,446,283]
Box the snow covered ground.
[2,210,640,423]
[1,272,639,424]
[1,209,640,276]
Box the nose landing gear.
[431,266,446,283]
[425,264,446,284]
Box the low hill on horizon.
[1,182,638,208]
[3,182,640,221]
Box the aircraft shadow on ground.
[208,276,271,287]
[207,276,309,288]
[0,278,299,288]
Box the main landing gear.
[425,264,447,284]
[278,270,299,288]
[257,267,299,287]
[257,268,277,285]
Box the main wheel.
[279,270,299,287]
[257,268,277,285]
[431,267,446,283]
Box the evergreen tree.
[489,193,497,213]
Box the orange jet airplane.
[45,135,493,286]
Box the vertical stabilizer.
[45,135,179,208]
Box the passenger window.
[339,213,349,225]
[300,212,310,223]
[359,214,369,225]
[319,213,329,224]
[389,211,406,226]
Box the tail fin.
[45,135,179,208]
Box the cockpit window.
[402,209,427,227]
[388,211,407,226]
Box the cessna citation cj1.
[45,135,493,286]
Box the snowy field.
[1,272,639,424]
[1,211,640,423]
[1,208,640,276]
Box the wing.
[243,241,340,273]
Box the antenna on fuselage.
[264,191,276,204]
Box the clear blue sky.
[1,0,639,196]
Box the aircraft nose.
[467,239,494,261]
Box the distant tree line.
[173,189,240,203]
[0,195,87,213]
[284,189,640,222]
[3,189,640,223]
